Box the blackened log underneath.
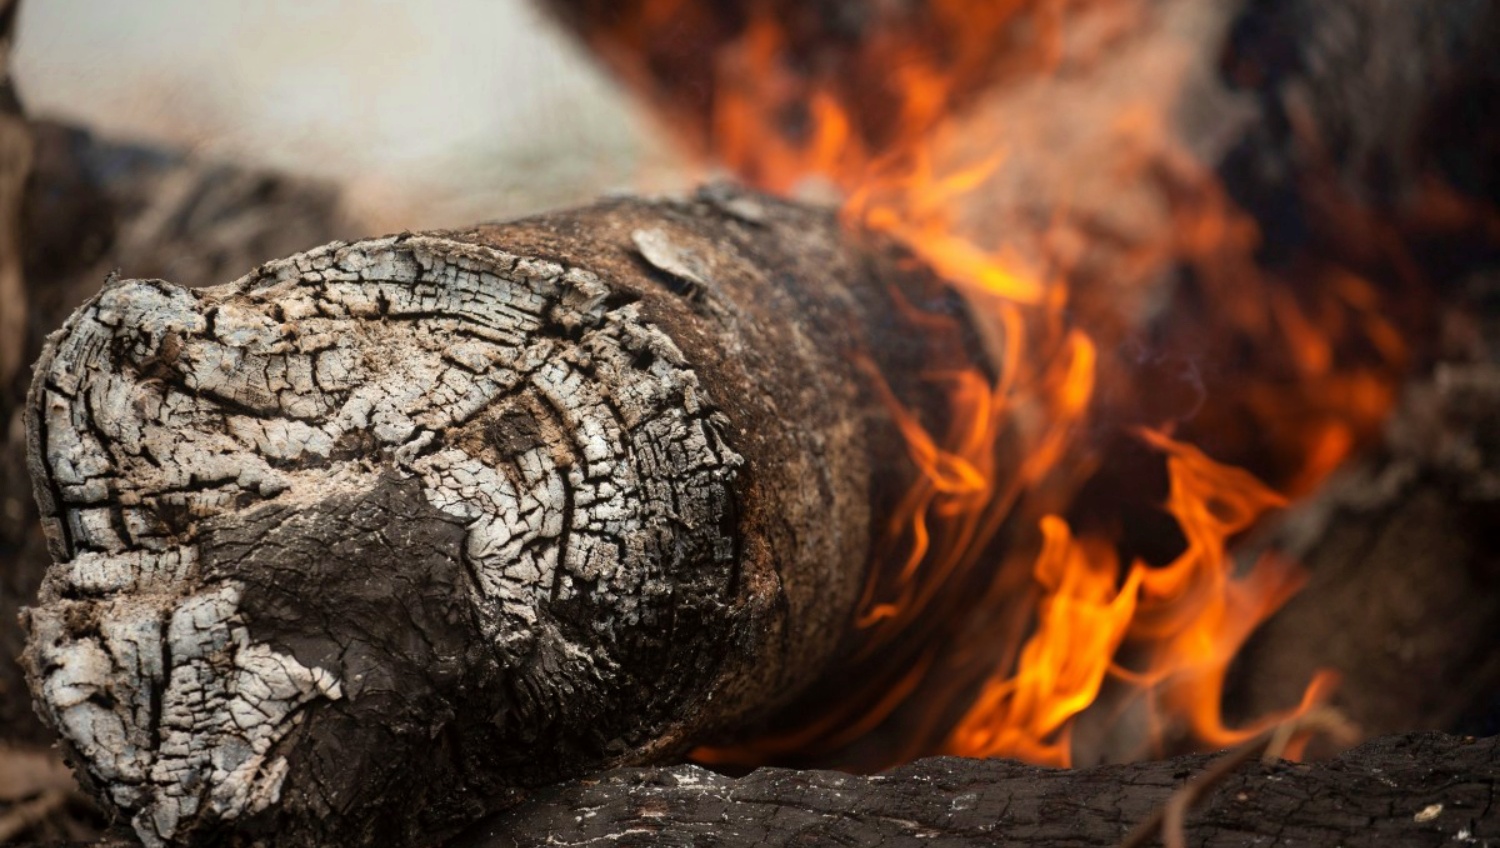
[456,733,1498,848]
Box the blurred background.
[13,0,690,230]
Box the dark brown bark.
[0,0,34,740]
[0,0,28,393]
[455,732,1499,847]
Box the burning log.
[7,0,1500,845]
[1228,270,1500,741]
[21,191,1499,848]
[19,189,979,847]
[536,0,1500,773]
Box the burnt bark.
[456,732,1499,847]
[19,189,972,847]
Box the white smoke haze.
[13,0,692,230]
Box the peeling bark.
[21,189,969,847]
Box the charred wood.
[457,732,1499,848]
[7,0,1500,845]
[1230,271,1500,741]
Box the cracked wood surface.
[458,732,1499,847]
[20,189,967,847]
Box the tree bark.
[451,732,1499,847]
[19,189,972,848]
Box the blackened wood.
[456,732,1499,848]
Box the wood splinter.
[20,188,974,848]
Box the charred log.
[9,0,1500,846]
[19,190,973,847]
[1229,272,1500,740]
[539,0,1500,769]
[457,732,1499,848]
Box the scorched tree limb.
[20,188,975,848]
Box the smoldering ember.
[1,0,1497,846]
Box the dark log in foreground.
[20,189,967,847]
[455,732,1499,848]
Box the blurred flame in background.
[559,0,1413,769]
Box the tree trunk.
[20,189,972,848]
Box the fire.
[557,0,1411,767]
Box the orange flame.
[560,0,1413,768]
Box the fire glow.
[565,0,1407,767]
